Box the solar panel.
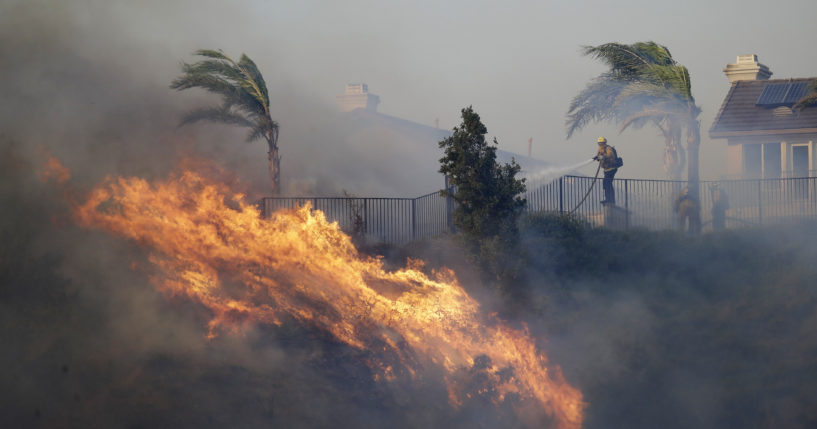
[783,82,809,104]
[757,81,811,106]
[756,83,789,105]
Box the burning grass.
[67,165,584,428]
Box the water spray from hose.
[522,158,595,187]
[522,158,604,213]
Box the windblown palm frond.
[171,49,281,193]
[615,82,678,107]
[179,105,255,128]
[246,120,278,143]
[582,42,673,80]
[566,78,627,138]
[618,102,685,133]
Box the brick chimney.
[723,54,772,83]
[336,83,380,112]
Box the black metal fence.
[527,175,817,231]
[259,175,817,244]
[259,191,452,245]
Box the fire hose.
[568,160,602,214]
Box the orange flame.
[37,148,71,184]
[73,168,584,428]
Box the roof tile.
[709,78,817,137]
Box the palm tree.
[171,49,281,194]
[566,42,702,184]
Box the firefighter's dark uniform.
[674,188,701,234]
[710,185,729,231]
[596,141,618,205]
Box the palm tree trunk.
[685,119,701,234]
[686,120,700,186]
[268,147,280,195]
[664,139,684,181]
[684,121,701,234]
[267,134,280,195]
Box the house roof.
[300,108,550,197]
[709,78,817,138]
[343,108,551,173]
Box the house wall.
[727,142,743,178]
[783,137,816,176]
[727,134,817,178]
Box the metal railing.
[526,175,817,231]
[781,169,817,179]
[258,175,817,244]
[721,170,817,179]
[259,191,453,245]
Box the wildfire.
[71,166,584,428]
[37,147,71,184]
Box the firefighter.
[674,187,701,234]
[593,137,621,205]
[710,183,729,231]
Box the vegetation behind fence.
[259,175,817,244]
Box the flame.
[37,147,71,184]
[72,167,584,428]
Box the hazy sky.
[4,0,817,181]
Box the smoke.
[4,2,817,428]
[0,0,448,199]
[511,219,817,429]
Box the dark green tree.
[171,49,281,194]
[567,42,701,183]
[438,107,526,276]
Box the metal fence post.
[624,179,630,228]
[559,176,564,213]
[757,181,763,225]
[444,176,455,233]
[363,198,369,236]
[446,193,454,233]
[257,198,267,218]
[411,198,417,241]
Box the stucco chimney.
[336,83,380,112]
[723,54,772,83]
